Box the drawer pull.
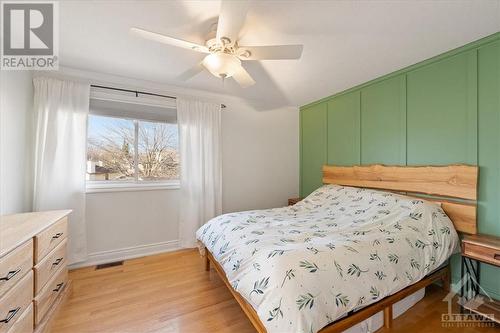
[495,253,500,260]
[52,232,63,240]
[0,307,20,324]
[0,269,21,281]
[52,257,64,266]
[53,282,64,292]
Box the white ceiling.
[60,0,500,108]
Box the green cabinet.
[300,103,327,197]
[406,51,477,165]
[361,76,406,165]
[327,91,360,166]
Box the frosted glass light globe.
[203,52,241,78]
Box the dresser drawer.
[34,267,67,325]
[34,217,67,264]
[6,304,32,333]
[0,241,33,298]
[462,242,500,266]
[34,240,67,295]
[0,271,33,333]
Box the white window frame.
[86,180,180,193]
[86,107,180,194]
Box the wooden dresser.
[0,210,71,333]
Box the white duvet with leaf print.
[196,185,459,333]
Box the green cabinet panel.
[300,103,327,197]
[406,51,477,165]
[327,91,360,165]
[477,41,500,298]
[478,41,500,236]
[361,76,406,165]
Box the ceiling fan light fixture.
[131,0,303,88]
[203,52,241,79]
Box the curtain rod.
[90,84,226,109]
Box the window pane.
[87,115,135,181]
[138,121,179,181]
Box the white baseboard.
[69,240,181,269]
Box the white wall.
[221,103,299,213]
[0,71,33,215]
[85,189,180,254]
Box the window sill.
[86,181,180,193]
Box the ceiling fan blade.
[238,45,304,60]
[232,66,255,88]
[130,27,209,53]
[216,0,249,45]
[177,62,205,81]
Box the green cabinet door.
[361,76,406,165]
[300,103,327,197]
[477,41,500,299]
[406,50,477,165]
[327,91,360,166]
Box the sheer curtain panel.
[33,77,90,263]
[177,98,222,248]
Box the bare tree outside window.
[87,115,179,182]
[138,120,179,180]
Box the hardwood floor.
[52,249,497,333]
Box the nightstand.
[460,234,500,323]
[288,197,302,206]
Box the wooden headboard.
[322,164,478,234]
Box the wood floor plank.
[52,249,497,333]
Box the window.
[86,88,179,192]
[87,115,136,182]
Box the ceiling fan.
[130,0,303,88]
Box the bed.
[196,164,478,333]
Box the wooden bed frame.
[205,164,478,333]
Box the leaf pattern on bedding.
[334,293,349,307]
[297,293,316,310]
[347,264,369,277]
[300,260,319,273]
[281,269,296,287]
[250,277,270,297]
[196,184,459,333]
[267,298,283,321]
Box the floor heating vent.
[95,261,124,270]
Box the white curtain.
[33,77,90,264]
[177,98,222,248]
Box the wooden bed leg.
[383,306,393,329]
[205,254,210,271]
[442,265,451,292]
